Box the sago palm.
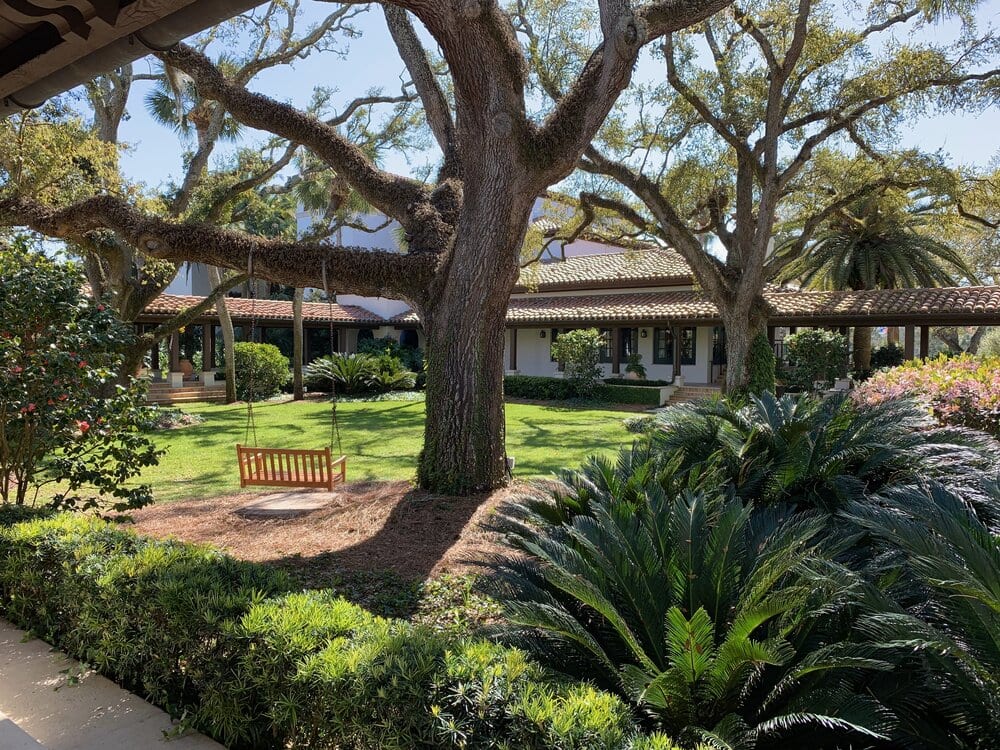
[777,197,974,371]
[485,481,894,748]
[651,392,998,516]
[845,484,1000,747]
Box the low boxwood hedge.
[0,513,677,749]
[505,376,662,407]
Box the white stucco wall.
[506,325,716,384]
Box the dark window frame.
[653,327,673,364]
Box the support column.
[611,327,622,375]
[920,325,930,359]
[201,324,216,386]
[509,328,518,372]
[904,324,915,360]
[168,332,183,387]
[672,324,682,383]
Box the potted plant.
[625,351,647,380]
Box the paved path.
[0,619,224,750]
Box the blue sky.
[111,3,1000,194]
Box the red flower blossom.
[77,420,90,434]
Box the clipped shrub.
[782,329,848,389]
[853,354,1000,437]
[0,515,660,750]
[234,342,289,401]
[505,375,578,401]
[549,328,604,397]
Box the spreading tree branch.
[1,195,436,301]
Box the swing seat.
[237,445,346,492]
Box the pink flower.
[11,365,22,374]
[78,361,87,369]
[77,420,90,434]
[26,403,35,413]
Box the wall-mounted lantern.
[640,328,648,338]
[539,330,546,338]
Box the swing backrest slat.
[237,445,346,491]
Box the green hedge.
[0,513,672,749]
[603,378,672,387]
[505,376,662,406]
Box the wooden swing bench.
[237,445,346,492]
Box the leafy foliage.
[744,334,776,396]
[0,513,666,749]
[305,352,418,395]
[356,335,424,373]
[0,248,160,510]
[845,486,1000,746]
[781,330,848,390]
[484,477,890,747]
[853,354,1000,437]
[550,328,605,397]
[869,344,906,370]
[234,342,290,401]
[652,392,998,515]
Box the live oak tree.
[526,0,1000,390]
[0,0,731,494]
[75,2,415,386]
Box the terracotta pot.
[179,359,194,377]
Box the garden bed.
[131,480,511,582]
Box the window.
[399,329,419,349]
[598,328,613,363]
[262,327,293,359]
[306,327,337,362]
[712,326,727,365]
[653,328,673,364]
[357,328,375,343]
[680,327,697,365]
[653,327,697,365]
[618,328,638,362]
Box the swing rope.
[322,260,344,456]
[244,250,259,447]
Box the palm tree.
[778,197,974,371]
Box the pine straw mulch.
[130,480,536,584]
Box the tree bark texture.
[208,266,238,404]
[853,326,872,372]
[292,287,304,401]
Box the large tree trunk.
[721,297,769,393]
[416,186,531,494]
[292,287,304,400]
[853,326,872,372]
[209,266,238,404]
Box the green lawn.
[143,399,635,502]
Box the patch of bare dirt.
[130,480,529,581]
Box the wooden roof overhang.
[1,0,265,117]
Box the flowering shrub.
[0,247,161,510]
[853,354,1000,436]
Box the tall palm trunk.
[208,266,238,404]
[853,326,873,372]
[292,287,304,401]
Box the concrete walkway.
[0,619,224,750]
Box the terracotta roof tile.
[142,294,384,324]
[515,248,693,291]
[496,286,1000,325]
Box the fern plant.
[485,479,893,748]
